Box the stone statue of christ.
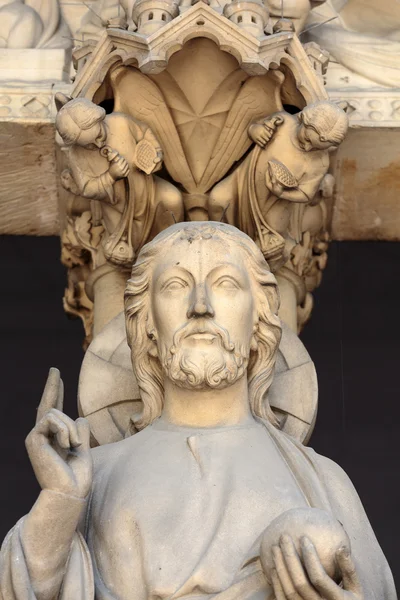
[0,223,396,600]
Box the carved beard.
[159,319,250,390]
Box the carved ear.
[55,92,72,112]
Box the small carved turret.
[272,17,295,34]
[132,0,179,35]
[303,41,330,78]
[223,0,269,38]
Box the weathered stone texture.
[330,128,400,241]
[0,122,59,236]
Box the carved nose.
[187,287,215,319]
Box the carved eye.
[163,278,188,291]
[215,277,240,290]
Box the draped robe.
[0,419,396,600]
[66,113,158,261]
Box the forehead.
[152,235,249,279]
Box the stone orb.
[260,507,351,583]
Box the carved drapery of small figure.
[209,102,348,332]
[56,94,185,341]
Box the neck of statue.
[161,375,254,428]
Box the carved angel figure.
[209,101,348,269]
[56,97,184,268]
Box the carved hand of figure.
[271,535,364,600]
[108,153,130,181]
[265,167,284,198]
[248,123,275,148]
[25,368,93,499]
[249,116,284,148]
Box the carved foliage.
[61,209,104,349]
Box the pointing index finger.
[36,368,63,424]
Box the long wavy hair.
[125,223,282,431]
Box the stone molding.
[0,82,71,122]
[71,4,327,101]
[328,88,400,128]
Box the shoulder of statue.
[106,112,147,138]
[303,448,358,495]
[279,113,300,140]
[90,426,155,472]
[281,112,297,127]
[90,439,124,473]
[68,145,92,170]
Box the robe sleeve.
[311,452,397,600]
[277,170,323,204]
[68,151,116,204]
[277,151,329,204]
[0,518,94,600]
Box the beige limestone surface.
[330,128,400,241]
[0,121,59,236]
[0,0,70,50]
[55,22,344,335]
[306,0,400,89]
[0,222,396,600]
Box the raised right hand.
[25,368,93,499]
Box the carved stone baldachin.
[55,3,348,341]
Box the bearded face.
[158,317,251,390]
[148,234,260,394]
[125,223,282,430]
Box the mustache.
[170,319,235,354]
[163,318,249,389]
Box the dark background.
[0,235,399,588]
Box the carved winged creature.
[56,95,184,268]
[208,101,348,269]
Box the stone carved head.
[56,98,107,149]
[125,222,282,431]
[297,101,349,151]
